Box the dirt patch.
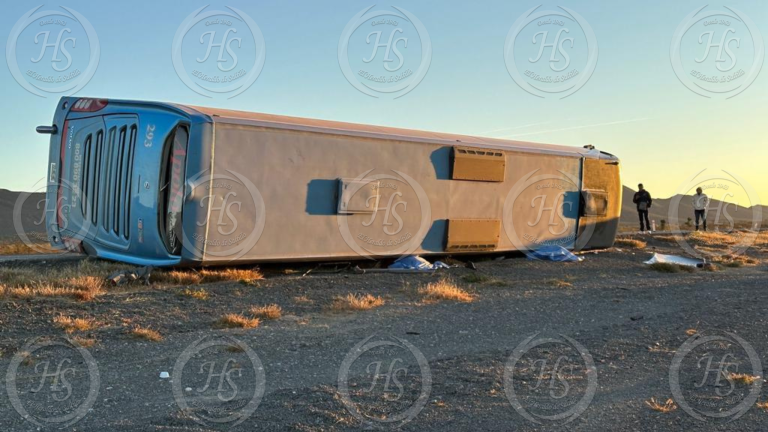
[0,233,766,430]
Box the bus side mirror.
[36,125,58,134]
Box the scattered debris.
[352,256,452,274]
[302,262,351,277]
[353,266,431,274]
[645,397,677,413]
[389,255,450,271]
[644,253,703,268]
[528,245,583,262]
[645,252,705,268]
[107,266,153,286]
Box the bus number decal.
[144,124,155,148]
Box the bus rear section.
[40,97,203,266]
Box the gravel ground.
[0,237,767,431]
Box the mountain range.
[620,186,767,227]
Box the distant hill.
[0,189,47,239]
[621,186,766,228]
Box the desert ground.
[0,230,767,431]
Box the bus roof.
[182,104,603,158]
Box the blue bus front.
[40,97,210,266]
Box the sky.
[1,0,766,207]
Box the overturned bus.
[38,97,621,267]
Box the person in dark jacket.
[633,184,652,233]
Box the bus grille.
[80,121,137,239]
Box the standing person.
[633,184,652,233]
[692,187,709,231]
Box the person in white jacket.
[692,187,709,231]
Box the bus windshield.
[160,126,188,255]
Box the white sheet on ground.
[644,253,703,268]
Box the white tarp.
[644,253,703,268]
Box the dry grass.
[153,268,263,285]
[549,279,574,288]
[0,260,127,301]
[711,253,759,268]
[756,231,768,246]
[217,314,260,329]
[153,270,203,285]
[16,351,33,366]
[0,240,60,256]
[419,279,473,303]
[250,304,282,320]
[71,336,97,348]
[129,326,163,342]
[294,295,314,305]
[615,238,647,249]
[0,260,266,302]
[181,288,209,300]
[53,315,97,333]
[645,398,677,413]
[654,235,685,243]
[728,373,761,385]
[757,401,768,411]
[332,294,385,311]
[688,230,743,246]
[201,268,263,283]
